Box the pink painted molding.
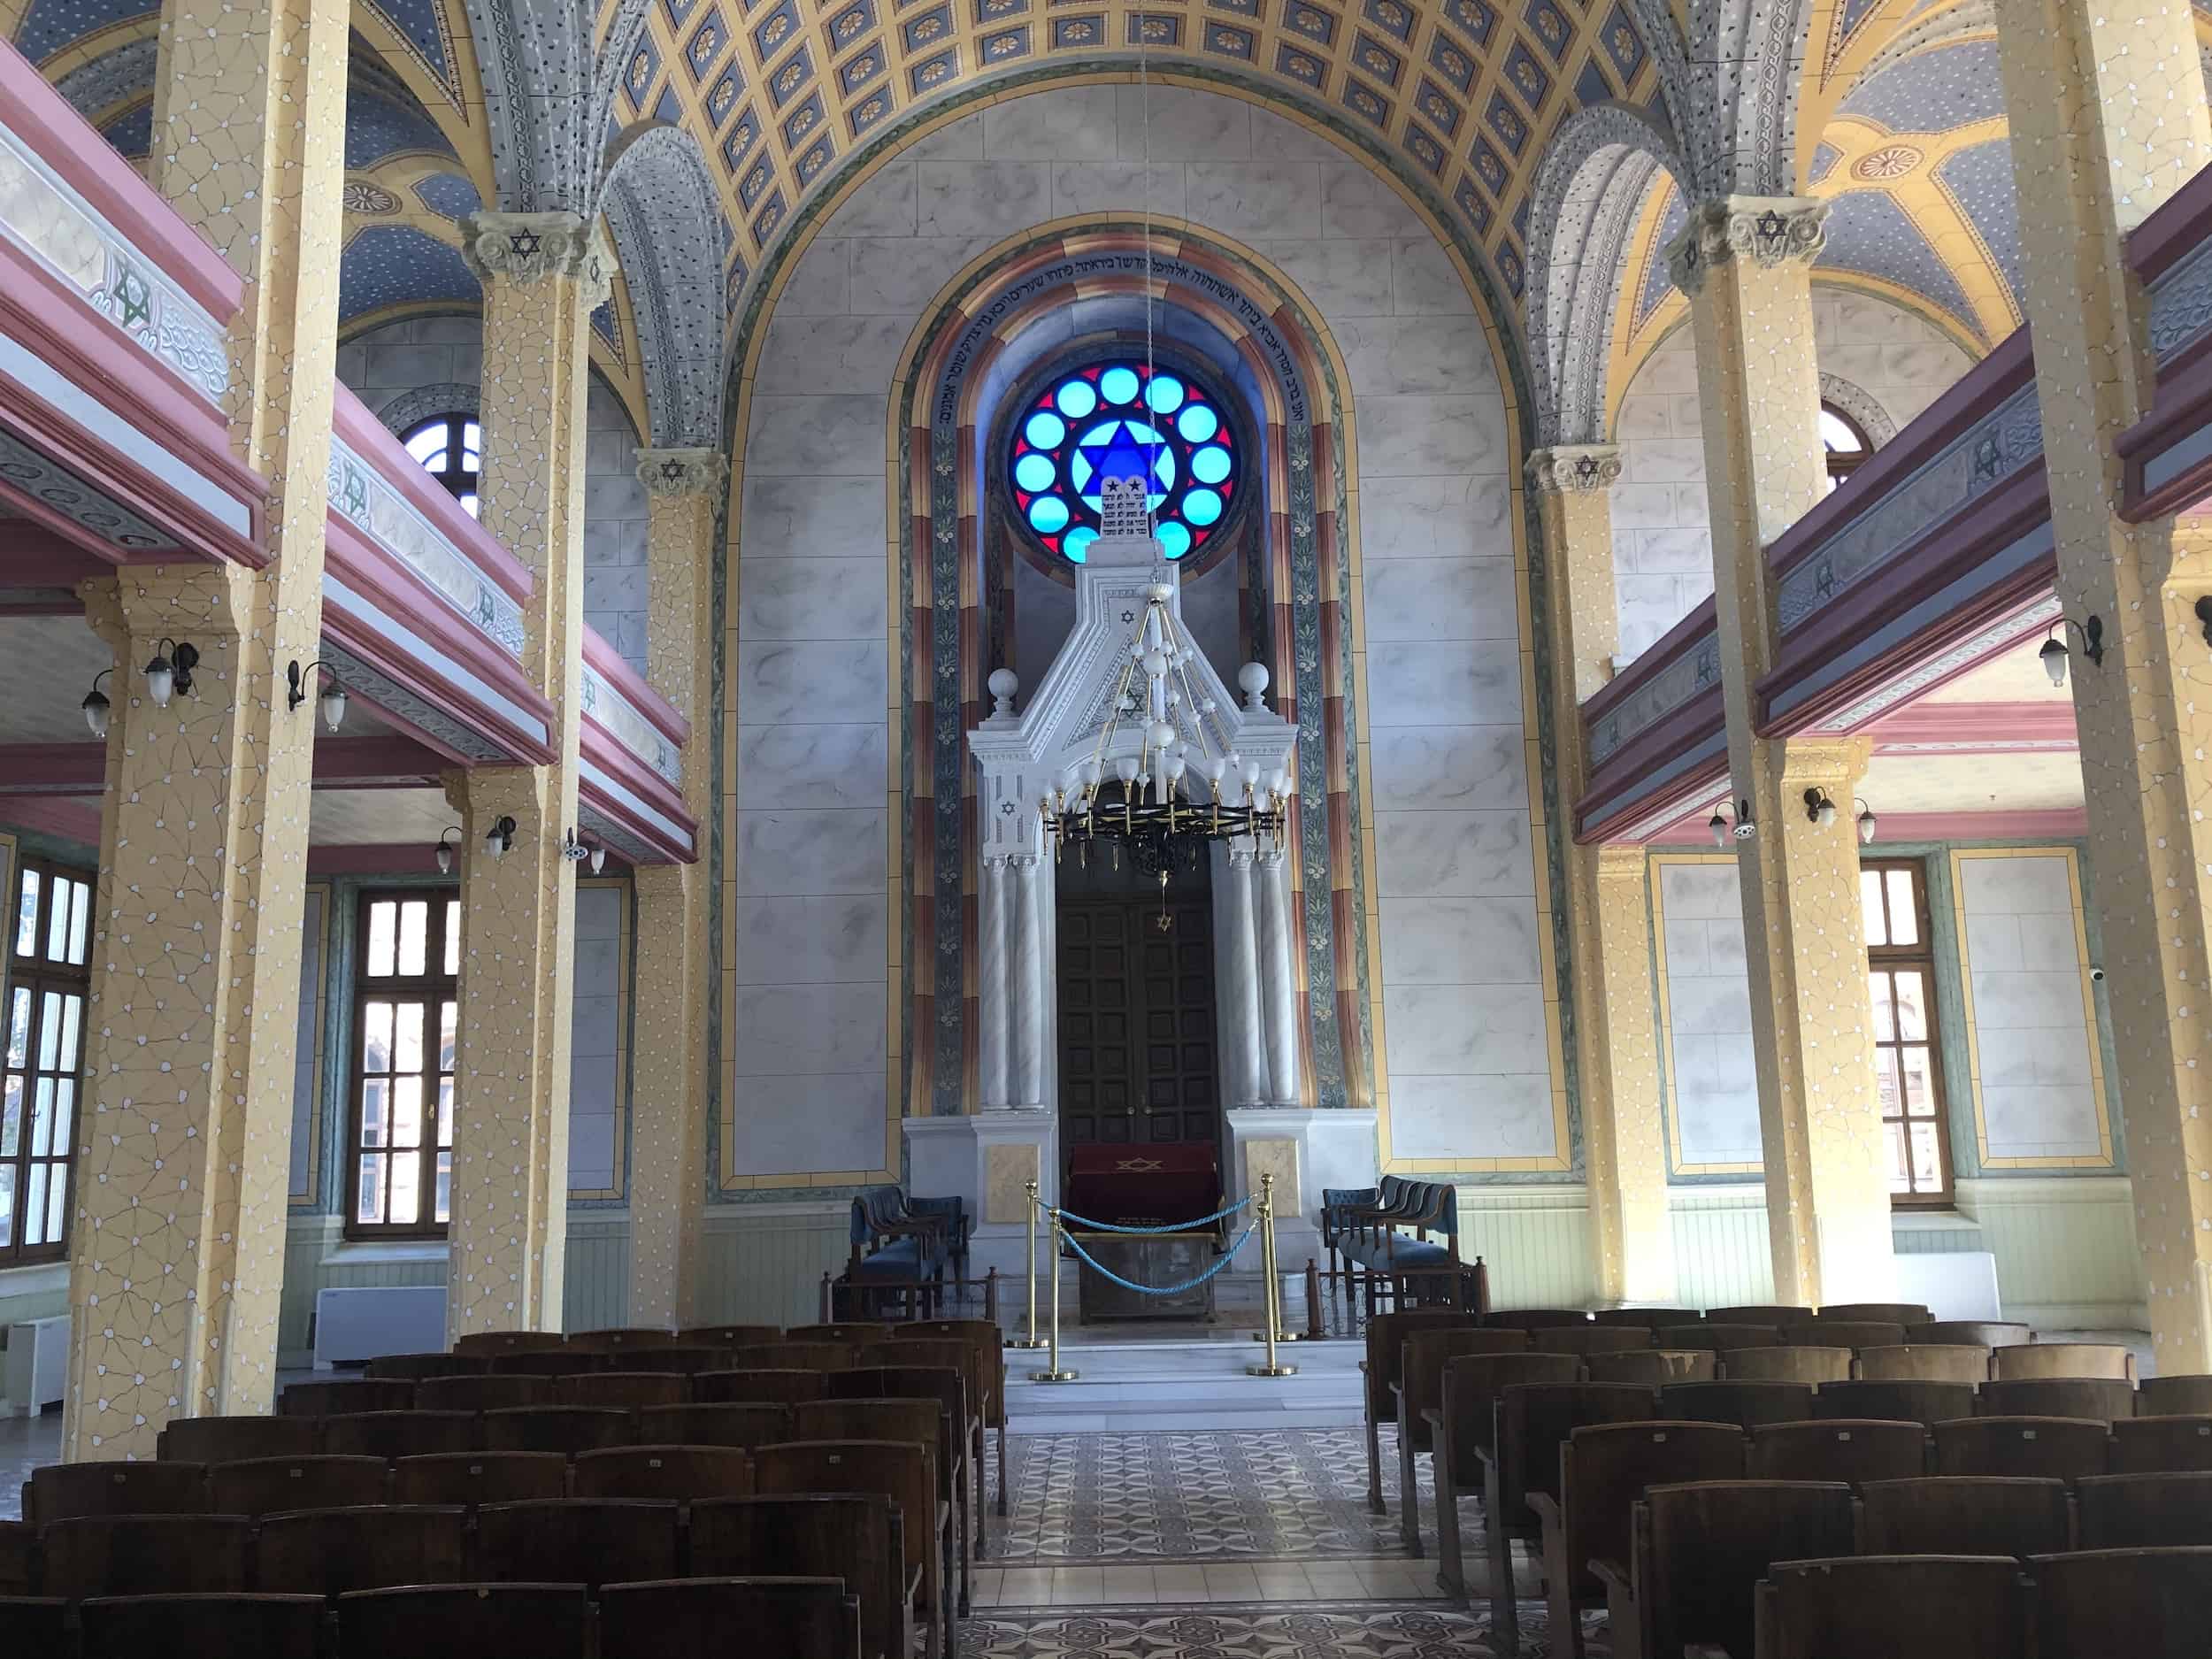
[1863,699,2078,750]
[580,712,698,864]
[581,625,689,748]
[306,842,449,877]
[1863,809,2089,841]
[2126,158,2212,286]
[332,386,533,603]
[0,795,100,847]
[1580,595,1717,727]
[0,734,447,795]
[2120,335,2212,521]
[0,742,104,794]
[0,40,242,320]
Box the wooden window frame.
[2,856,94,1265]
[1863,858,1955,1208]
[345,888,460,1240]
[1822,401,1872,486]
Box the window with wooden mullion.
[349,890,460,1237]
[1861,859,1954,1205]
[2,857,93,1264]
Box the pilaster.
[61,0,347,1459]
[1673,196,1894,1305]
[1995,0,2212,1367]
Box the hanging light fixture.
[2039,615,2104,687]
[143,638,198,707]
[1855,798,1878,844]
[435,826,462,875]
[484,814,518,859]
[81,668,112,738]
[286,657,349,732]
[1709,805,1729,848]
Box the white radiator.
[4,1313,69,1416]
[311,1285,447,1369]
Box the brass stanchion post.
[1008,1179,1048,1349]
[1247,1171,1296,1378]
[1031,1210,1079,1382]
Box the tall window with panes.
[1862,860,1955,1204]
[3,859,92,1263]
[349,891,459,1236]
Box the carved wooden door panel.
[1057,887,1218,1149]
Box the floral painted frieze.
[581,664,682,787]
[327,436,527,655]
[2148,234,2212,365]
[1586,628,1724,768]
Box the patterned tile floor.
[957,1603,1537,1657]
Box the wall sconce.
[2196,596,2212,649]
[1803,787,1839,828]
[1855,798,1878,845]
[562,830,607,875]
[484,815,518,859]
[435,826,462,876]
[286,658,348,732]
[81,668,111,738]
[1708,799,1755,847]
[1709,804,1730,848]
[143,638,198,706]
[2039,615,2104,687]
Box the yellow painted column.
[1995,0,2212,1367]
[60,0,347,1457]
[625,448,724,1325]
[1671,199,1895,1306]
[444,213,609,1337]
[1528,447,1675,1302]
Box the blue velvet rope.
[1047,1194,1254,1233]
[1059,1221,1259,1295]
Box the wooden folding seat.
[1655,1323,1782,1352]
[565,1327,678,1353]
[694,1367,828,1407]
[275,1378,413,1417]
[336,1584,590,1659]
[1532,1421,1746,1657]
[1932,1417,2111,1481]
[474,1497,681,1591]
[2076,1471,2212,1548]
[1478,1381,1660,1653]
[1749,1419,1927,1485]
[157,1415,317,1464]
[600,1575,864,1659]
[23,1460,208,1525]
[488,1349,603,1378]
[756,1440,949,1659]
[1815,1302,1932,1327]
[319,1409,477,1460]
[252,1505,470,1597]
[78,1593,325,1659]
[1528,1325,1653,1356]
[208,1455,389,1515]
[634,1402,793,1451]
[2110,1417,2212,1474]
[1585,1348,1716,1385]
[1990,1342,2136,1382]
[689,1494,912,1659]
[867,1333,1002,1532]
[680,1325,784,1347]
[412,1373,554,1411]
[1978,1377,2136,1423]
[611,1346,733,1376]
[1591,1308,1694,1326]
[1348,1308,1478,1515]
[365,1352,488,1381]
[0,1520,32,1595]
[449,1331,566,1356]
[1755,1555,2029,1657]
[391,1451,569,1507]
[571,1445,756,1502]
[1707,1305,1812,1325]
[1813,1379,1977,1425]
[1718,1347,1852,1385]
[0,1599,69,1647]
[789,1323,892,1344]
[793,1398,963,1613]
[2139,1375,2212,1417]
[1486,1309,1592,1329]
[726,1341,851,1372]
[1854,1343,1991,1384]
[2030,1545,2212,1657]
[1858,1475,2071,1557]
[1922,1320,2033,1348]
[1784,1321,1904,1352]
[552,1370,688,1409]
[1387,1327,1528,1553]
[827,1366,974,1567]
[1657,1379,1816,1429]
[1424,1351,1583,1598]
[39,1515,252,1598]
[478,1405,633,1456]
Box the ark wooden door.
[1056,853,1219,1150]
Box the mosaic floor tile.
[958,1602,1553,1657]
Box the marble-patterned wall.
[568,880,629,1195]
[1652,856,1761,1171]
[729,82,1548,1182]
[1609,288,1976,662]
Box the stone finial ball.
[1237,662,1270,696]
[987,667,1018,700]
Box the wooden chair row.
[0,1578,872,1659]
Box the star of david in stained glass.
[1008,358,1240,563]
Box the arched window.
[402,413,481,518]
[1820,403,1871,494]
[1008,359,1242,563]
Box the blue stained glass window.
[1008,358,1242,562]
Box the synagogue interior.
[0,0,2209,1652]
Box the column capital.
[636,447,730,499]
[1525,445,1623,495]
[460,210,613,306]
[1773,733,1873,795]
[1666,196,1828,296]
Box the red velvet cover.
[1063,1142,1222,1231]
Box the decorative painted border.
[581,664,682,787]
[1647,851,1763,1178]
[566,876,634,1203]
[327,434,528,657]
[1946,846,2116,1171]
[1587,613,1720,768]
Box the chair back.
[1785,1322,1905,1352]
[1978,1377,2135,1424]
[565,1328,679,1354]
[1585,1349,1717,1386]
[78,1592,324,1659]
[1990,1342,2135,1382]
[680,1325,784,1348]
[570,1446,756,1502]
[1858,1475,2071,1557]
[1748,1419,1927,1485]
[687,1494,905,1659]
[1813,1379,1978,1425]
[1528,1325,1653,1357]
[157,1415,318,1464]
[1855,1344,1991,1384]
[2029,1546,2212,1657]
[276,1378,415,1417]
[1591,1308,1694,1326]
[0,1519,33,1594]
[413,1374,556,1411]
[1657,1379,1817,1429]
[2138,1376,2212,1417]
[598,1577,863,1659]
[336,1584,589,1659]
[1657,1323,1782,1352]
[488,1350,603,1379]
[1719,1347,1852,1386]
[787,1323,891,1344]
[37,1515,250,1598]
[318,1411,477,1461]
[2110,1417,2212,1475]
[1553,1421,1745,1596]
[887,1319,1006,1425]
[1359,1309,1480,1418]
[1495,1381,1659,1521]
[209,1455,390,1515]
[554,1371,689,1410]
[791,1398,947,1498]
[390,1452,569,1508]
[754,1441,936,1604]
[251,1505,471,1596]
[1639,1479,1854,1659]
[24,1461,209,1525]
[1815,1302,1932,1327]
[1932,1417,2111,1481]
[1755,1555,2028,1657]
[633,1402,794,1451]
[1486,1309,1593,1330]
[1920,1321,2033,1348]
[726,1342,851,1372]
[474,1497,682,1590]
[1434,1352,1581,1481]
[1398,1329,1529,1445]
[451,1331,567,1356]
[860,1338,987,1435]
[1706,1306,1812,1325]
[365,1353,488,1381]
[2076,1471,2212,1548]
[694,1369,828,1407]
[478,1406,634,1456]
[611,1347,734,1376]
